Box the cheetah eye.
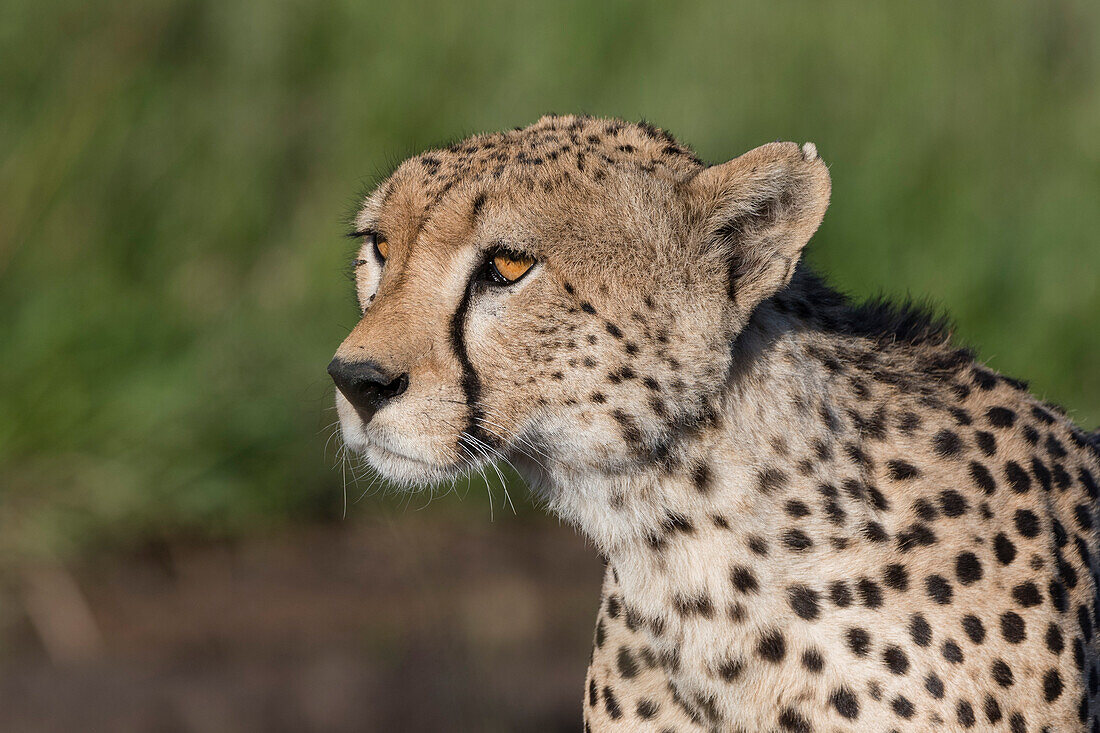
[372,234,389,262]
[485,250,536,285]
[349,229,388,266]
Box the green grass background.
[2,0,1099,563]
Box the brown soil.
[0,514,603,732]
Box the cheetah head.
[330,116,830,498]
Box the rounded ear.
[689,141,831,308]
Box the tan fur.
[331,115,1100,732]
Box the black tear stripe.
[449,279,494,454]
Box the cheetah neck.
[536,301,881,612]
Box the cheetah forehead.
[359,115,705,225]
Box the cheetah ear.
[690,141,831,307]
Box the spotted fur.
[330,115,1100,732]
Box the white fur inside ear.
[801,142,818,161]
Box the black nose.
[328,357,409,423]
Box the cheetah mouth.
[359,436,468,484]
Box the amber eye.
[373,235,389,262]
[487,251,536,284]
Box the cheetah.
[328,115,1100,732]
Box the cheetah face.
[329,117,829,494]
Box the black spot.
[933,429,963,457]
[673,592,713,618]
[784,499,811,518]
[897,523,937,552]
[994,533,1017,565]
[1032,457,1053,491]
[892,695,915,719]
[950,406,973,425]
[1074,503,1093,531]
[972,366,999,390]
[605,322,623,339]
[1032,404,1057,425]
[846,627,871,657]
[1046,622,1065,654]
[983,694,1002,724]
[611,409,643,448]
[636,699,658,719]
[1001,611,1027,643]
[608,365,635,382]
[884,645,909,675]
[910,613,932,646]
[986,406,1017,428]
[962,614,986,644]
[1012,581,1042,607]
[757,468,789,493]
[1078,603,1093,641]
[579,301,597,315]
[777,707,811,733]
[822,497,846,525]
[830,687,860,719]
[1009,713,1026,733]
[1081,467,1098,499]
[1005,461,1032,493]
[747,536,768,556]
[943,639,964,663]
[801,648,824,673]
[887,459,920,480]
[969,461,997,494]
[884,564,909,591]
[925,672,945,699]
[599,684,623,720]
[958,700,976,727]
[857,578,883,608]
[863,521,889,543]
[617,647,638,678]
[470,191,487,220]
[1046,434,1068,460]
[756,629,786,663]
[715,657,743,682]
[788,585,821,620]
[691,462,712,494]
[1023,424,1040,445]
[867,485,890,511]
[913,498,939,522]
[991,659,1014,687]
[975,430,997,456]
[897,411,922,433]
[730,566,759,594]
[830,581,853,607]
[1014,509,1040,538]
[940,490,968,517]
[843,443,873,470]
[782,529,813,552]
[956,552,984,585]
[1044,668,1064,701]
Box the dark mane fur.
[793,268,961,351]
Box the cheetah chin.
[329,115,1100,732]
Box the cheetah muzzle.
[329,115,1100,732]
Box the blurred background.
[2,1,1099,730]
